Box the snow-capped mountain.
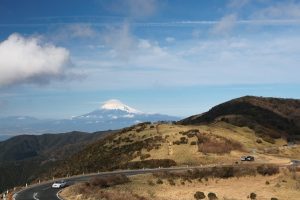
[100,99,142,114]
[0,100,180,137]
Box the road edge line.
[56,189,64,200]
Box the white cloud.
[67,24,96,38]
[212,14,237,34]
[103,22,136,59]
[72,32,300,90]
[138,39,152,49]
[0,33,71,87]
[101,21,179,67]
[50,24,97,43]
[253,2,300,19]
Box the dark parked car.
[241,156,255,161]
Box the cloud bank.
[0,33,71,87]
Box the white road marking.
[56,189,64,200]
[33,192,39,200]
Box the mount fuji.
[0,100,180,138]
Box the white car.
[52,180,67,188]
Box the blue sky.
[0,0,300,118]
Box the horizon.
[1,0,300,119]
[1,94,300,120]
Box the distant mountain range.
[0,99,180,139]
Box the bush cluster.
[257,165,279,176]
[173,136,189,145]
[197,134,242,154]
[122,159,177,169]
[194,191,205,199]
[249,192,256,199]
[193,191,219,200]
[152,164,278,183]
[89,174,129,188]
[207,192,218,200]
[180,129,200,138]
[156,179,163,184]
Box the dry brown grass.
[56,122,295,187]
[60,175,146,200]
[61,183,147,200]
[60,167,300,200]
[197,133,243,154]
[101,170,300,200]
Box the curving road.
[14,167,195,200]
[14,161,297,200]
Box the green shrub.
[271,198,278,200]
[190,141,197,145]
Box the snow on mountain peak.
[101,99,142,114]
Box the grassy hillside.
[0,130,113,192]
[0,131,114,161]
[5,96,300,193]
[47,121,294,179]
[179,96,300,141]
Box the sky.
[0,0,300,119]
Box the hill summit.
[179,96,300,140]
